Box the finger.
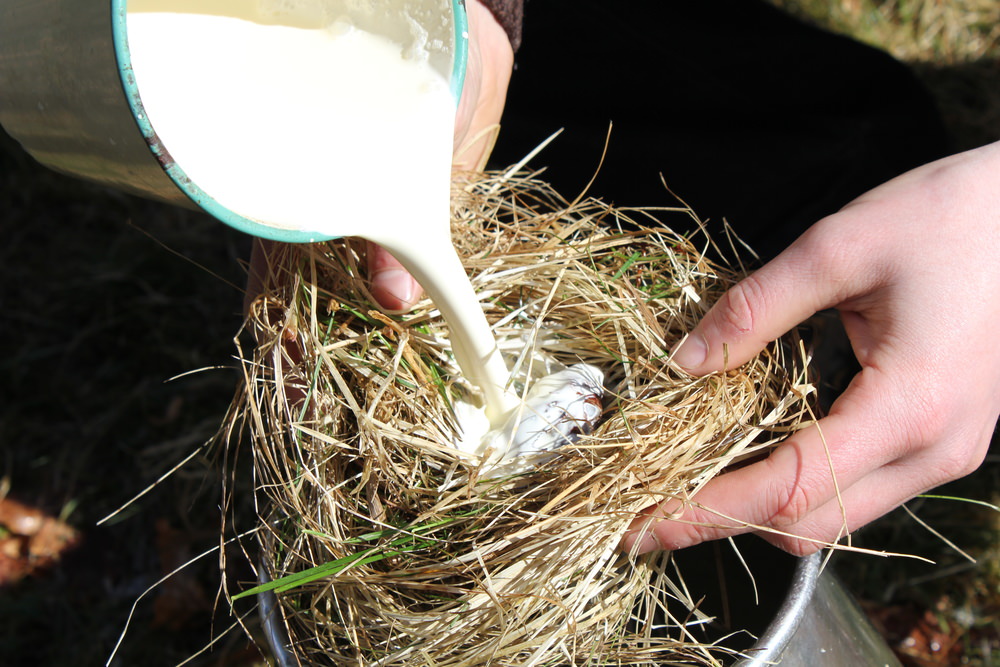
[621,367,909,555]
[752,463,928,555]
[367,241,422,311]
[768,464,901,555]
[757,411,995,554]
[672,224,879,375]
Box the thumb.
[672,237,859,375]
[367,241,422,311]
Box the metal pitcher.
[0,0,468,242]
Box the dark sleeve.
[477,0,525,51]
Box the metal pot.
[733,551,900,666]
[257,546,901,666]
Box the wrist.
[473,0,524,51]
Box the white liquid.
[126,2,516,421]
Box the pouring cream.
[126,2,603,460]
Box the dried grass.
[226,170,815,666]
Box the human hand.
[368,0,514,310]
[623,140,1000,556]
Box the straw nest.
[228,170,815,666]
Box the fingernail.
[672,334,707,371]
[372,268,417,308]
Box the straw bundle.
[229,171,815,666]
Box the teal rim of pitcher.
[451,0,470,102]
[112,0,470,244]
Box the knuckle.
[888,374,993,484]
[762,466,815,530]
[891,391,976,483]
[930,444,980,482]
[715,274,768,339]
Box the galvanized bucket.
[0,0,468,242]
